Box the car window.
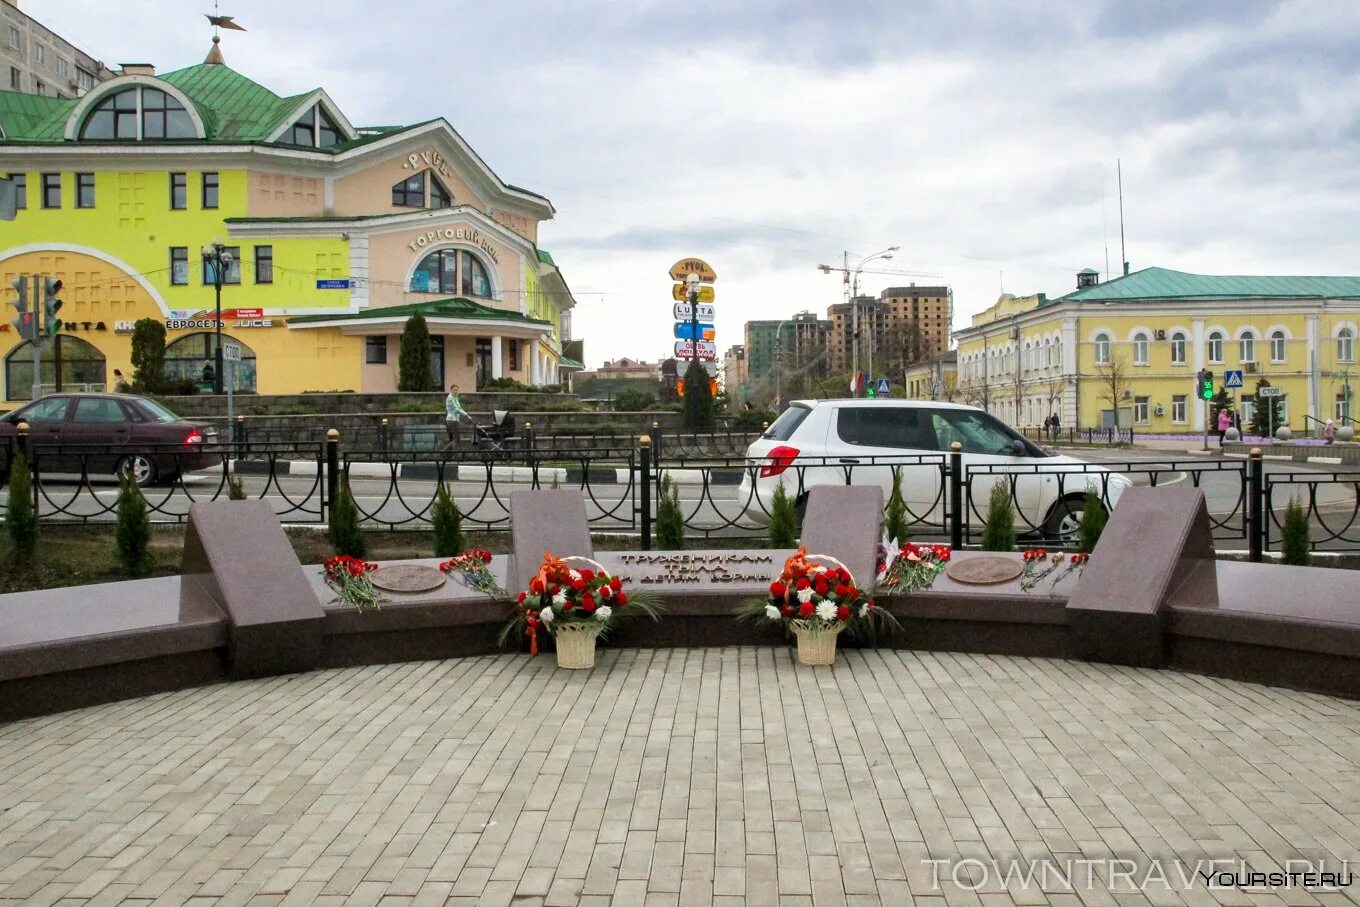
[72,398,129,423]
[764,404,811,441]
[136,399,180,423]
[19,397,72,424]
[837,407,935,449]
[930,410,1025,455]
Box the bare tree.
[1095,353,1132,422]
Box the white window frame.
[1171,394,1187,424]
[1240,399,1256,426]
[1339,328,1355,364]
[57,56,69,78]
[1336,394,1352,422]
[35,43,44,64]
[1239,331,1256,364]
[1133,396,1150,424]
[1270,331,1286,363]
[1207,331,1224,364]
[1132,332,1149,366]
[1170,332,1187,365]
[8,26,20,50]
[1094,333,1111,365]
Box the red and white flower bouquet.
[880,542,951,593]
[323,554,381,610]
[439,547,507,598]
[737,548,897,665]
[503,552,662,669]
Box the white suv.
[739,399,1131,539]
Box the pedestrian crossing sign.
[1225,370,1244,389]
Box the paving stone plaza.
[1,648,1358,906]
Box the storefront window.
[164,333,257,392]
[410,248,494,299]
[5,336,106,401]
[460,250,491,298]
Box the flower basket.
[737,548,897,665]
[790,618,845,666]
[504,552,663,665]
[553,620,604,669]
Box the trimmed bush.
[328,478,367,558]
[768,480,798,548]
[431,482,464,557]
[615,388,657,412]
[656,475,684,549]
[979,479,1016,551]
[1077,489,1107,554]
[130,318,167,394]
[398,313,432,392]
[1281,496,1310,566]
[115,476,152,577]
[681,359,715,431]
[884,467,909,547]
[5,448,37,562]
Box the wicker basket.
[553,621,602,669]
[790,619,844,666]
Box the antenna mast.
[1117,158,1128,276]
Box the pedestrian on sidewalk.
[1324,419,1336,445]
[445,383,469,448]
[1217,407,1232,446]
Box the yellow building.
[0,46,581,400]
[904,349,957,401]
[953,268,1360,433]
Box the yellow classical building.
[0,46,580,400]
[953,268,1360,433]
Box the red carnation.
[562,600,573,611]
[583,600,597,614]
[549,584,561,595]
[814,579,830,596]
[770,581,787,598]
[610,577,623,591]
[517,592,527,604]
[530,578,544,594]
[795,577,811,591]
[781,605,793,617]
[481,551,492,563]
[798,601,814,618]
[580,569,595,582]
[837,606,850,622]
[834,583,849,598]
[866,599,876,609]
[582,591,595,607]
[616,592,628,606]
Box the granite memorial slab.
[182,501,326,679]
[946,556,1024,585]
[507,490,594,593]
[799,484,884,590]
[1065,486,1214,667]
[371,564,447,593]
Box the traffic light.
[9,275,35,342]
[1197,369,1214,401]
[866,384,876,399]
[676,378,685,397]
[42,277,62,337]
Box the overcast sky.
[32,0,1360,368]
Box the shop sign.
[165,318,274,330]
[667,258,717,283]
[406,226,500,263]
[59,321,108,332]
[402,148,454,182]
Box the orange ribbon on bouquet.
[534,551,570,590]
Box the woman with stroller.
[445,384,469,449]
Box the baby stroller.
[471,409,516,452]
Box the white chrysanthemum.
[764,604,781,621]
[568,569,582,580]
[858,604,870,618]
[539,606,555,623]
[796,588,814,604]
[552,591,567,607]
[594,605,613,622]
[815,601,837,621]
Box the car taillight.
[758,445,799,479]
[183,429,204,446]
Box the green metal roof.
[159,64,303,142]
[558,357,585,370]
[536,249,556,266]
[287,298,551,326]
[0,89,70,141]
[1059,267,1360,302]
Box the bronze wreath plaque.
[371,565,447,593]
[945,557,1023,585]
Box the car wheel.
[117,454,158,488]
[1043,495,1097,543]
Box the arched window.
[5,336,106,400]
[1022,341,1031,373]
[1170,331,1187,365]
[1340,328,1355,363]
[1207,330,1224,363]
[1132,331,1149,365]
[80,87,194,140]
[285,105,341,148]
[410,248,495,299]
[1093,332,1111,365]
[1239,330,1256,363]
[1271,331,1287,363]
[164,333,257,392]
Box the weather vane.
[203,0,245,63]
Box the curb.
[1307,456,1344,465]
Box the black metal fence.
[1022,426,1136,446]
[2,429,1357,561]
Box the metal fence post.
[16,420,28,460]
[1247,447,1264,563]
[638,434,653,550]
[522,420,535,465]
[651,420,662,463]
[233,414,246,458]
[379,417,389,458]
[325,428,340,519]
[949,441,964,549]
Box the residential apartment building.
[827,285,951,379]
[744,320,781,385]
[953,267,1360,432]
[0,45,579,398]
[1,0,113,99]
[722,344,747,401]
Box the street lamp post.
[774,318,794,411]
[818,246,898,396]
[201,241,233,395]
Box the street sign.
[700,360,718,377]
[674,339,717,360]
[222,342,242,363]
[673,302,715,321]
[668,258,717,283]
[1258,386,1284,398]
[875,377,891,396]
[316,278,350,290]
[674,322,716,341]
[672,283,715,302]
[1225,370,1244,389]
